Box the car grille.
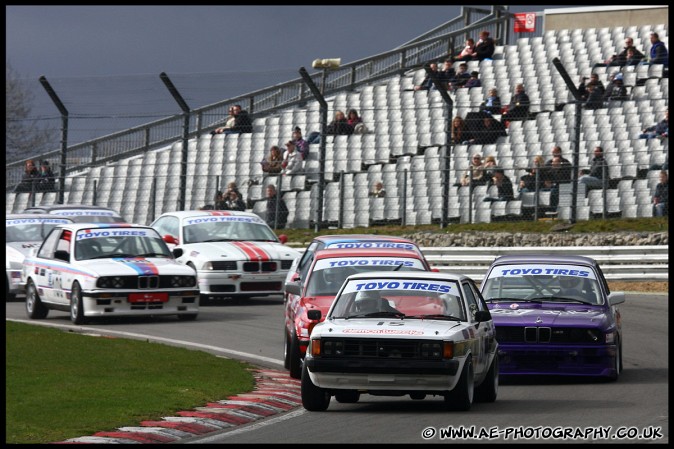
[320,338,443,360]
[243,261,277,272]
[240,282,282,292]
[210,261,238,271]
[281,260,293,270]
[96,276,195,289]
[496,326,603,344]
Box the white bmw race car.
[22,223,200,324]
[150,210,302,303]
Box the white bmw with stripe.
[150,211,302,303]
[21,223,200,324]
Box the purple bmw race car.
[480,255,624,381]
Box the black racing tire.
[25,279,48,319]
[334,390,360,403]
[178,313,198,321]
[475,354,499,403]
[409,392,426,400]
[444,356,474,411]
[288,331,303,380]
[608,338,622,381]
[301,363,330,411]
[70,281,88,325]
[283,329,291,370]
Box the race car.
[301,271,499,411]
[150,210,301,303]
[480,254,625,380]
[23,204,126,223]
[6,214,74,301]
[284,247,431,379]
[22,223,199,324]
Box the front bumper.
[7,269,25,296]
[81,289,200,317]
[197,270,285,296]
[497,343,619,377]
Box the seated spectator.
[484,168,514,202]
[501,83,530,123]
[282,141,304,175]
[578,73,605,101]
[261,145,283,174]
[265,184,288,229]
[414,62,439,91]
[369,181,386,198]
[601,36,645,67]
[452,38,475,62]
[518,155,545,196]
[545,146,573,180]
[438,59,456,89]
[463,71,482,89]
[602,73,628,103]
[37,160,56,191]
[291,126,310,159]
[645,32,669,66]
[472,30,495,61]
[225,181,243,202]
[326,110,353,135]
[480,88,502,116]
[211,106,236,135]
[624,47,643,66]
[583,83,605,110]
[578,146,608,189]
[482,155,498,178]
[449,63,471,91]
[464,116,507,145]
[14,159,40,193]
[460,153,486,187]
[347,109,367,134]
[653,170,669,216]
[545,146,573,209]
[639,109,668,140]
[213,190,226,210]
[222,104,252,134]
[223,189,246,211]
[451,116,471,145]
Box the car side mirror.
[278,234,288,244]
[307,309,321,321]
[163,234,179,245]
[474,310,492,322]
[608,291,625,306]
[54,250,70,263]
[285,282,301,296]
[172,248,184,258]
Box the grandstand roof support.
[39,76,68,205]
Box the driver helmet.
[322,268,341,286]
[355,289,381,312]
[559,276,582,290]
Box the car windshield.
[481,263,604,305]
[6,217,72,242]
[74,228,173,261]
[305,256,427,297]
[329,277,466,321]
[182,215,278,244]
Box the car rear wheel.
[70,282,87,325]
[334,390,360,403]
[301,363,330,411]
[283,329,291,369]
[475,354,499,403]
[25,279,48,319]
[444,357,474,411]
[288,331,303,379]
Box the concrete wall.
[543,6,668,31]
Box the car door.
[462,280,489,377]
[35,228,72,305]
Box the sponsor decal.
[313,257,425,271]
[6,218,71,226]
[190,251,200,257]
[184,216,263,225]
[490,264,597,280]
[342,279,456,294]
[112,258,159,275]
[53,210,119,217]
[76,228,154,240]
[342,329,425,335]
[325,241,415,251]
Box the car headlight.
[97,276,125,288]
[170,275,196,287]
[202,262,213,270]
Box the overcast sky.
[6,5,570,143]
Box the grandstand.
[5,6,668,228]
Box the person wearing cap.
[282,140,303,175]
[291,127,309,160]
[464,71,482,89]
[603,72,628,103]
[484,168,514,202]
[472,30,495,61]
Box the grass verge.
[5,321,254,444]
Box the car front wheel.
[475,354,498,403]
[70,282,87,325]
[25,279,48,319]
[445,356,474,411]
[288,331,303,379]
[301,363,330,411]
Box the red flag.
[514,13,536,33]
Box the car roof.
[314,248,424,260]
[345,271,470,283]
[23,204,123,216]
[51,223,154,232]
[158,210,264,220]
[6,213,75,221]
[489,254,599,268]
[313,234,418,244]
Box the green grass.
[277,216,669,244]
[5,321,255,444]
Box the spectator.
[369,181,386,198]
[265,184,288,229]
[438,59,456,89]
[518,155,545,196]
[291,126,310,159]
[213,190,226,210]
[578,146,608,189]
[646,32,669,66]
[583,83,605,110]
[578,73,605,101]
[602,36,645,67]
[225,181,243,202]
[451,116,471,145]
[625,47,643,66]
[326,110,353,135]
[211,106,236,135]
[453,38,476,62]
[603,73,628,103]
[484,168,514,202]
[652,170,668,216]
[222,104,252,134]
[449,63,471,91]
[501,83,530,123]
[480,87,502,116]
[460,153,486,187]
[464,116,507,145]
[223,189,246,211]
[482,155,498,178]
[347,109,367,134]
[37,160,56,191]
[463,71,482,89]
[14,159,40,193]
[545,146,573,182]
[282,141,304,175]
[639,109,668,140]
[261,145,283,174]
[414,62,439,91]
[472,30,495,61]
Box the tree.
[6,62,54,163]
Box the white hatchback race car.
[151,210,301,303]
[22,223,200,324]
[6,214,74,301]
[302,271,499,411]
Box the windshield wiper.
[344,311,405,319]
[486,297,542,303]
[201,238,236,242]
[530,296,593,304]
[406,314,462,321]
[135,253,169,258]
